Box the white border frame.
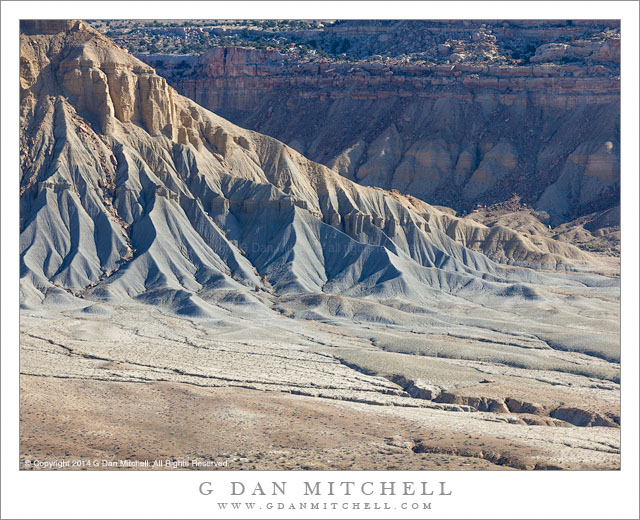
[2,2,638,519]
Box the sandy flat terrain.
[20,377,619,471]
[20,297,620,471]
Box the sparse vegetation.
[86,19,618,70]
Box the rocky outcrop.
[537,140,619,218]
[431,391,618,427]
[550,406,619,427]
[530,38,619,63]
[20,20,178,137]
[391,375,442,400]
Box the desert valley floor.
[21,270,620,470]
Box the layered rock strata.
[141,21,619,220]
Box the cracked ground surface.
[20,297,620,471]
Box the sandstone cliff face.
[21,20,178,137]
[144,23,619,221]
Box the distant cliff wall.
[141,24,619,220]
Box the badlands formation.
[20,21,619,470]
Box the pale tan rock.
[356,124,402,183]
[463,140,518,200]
